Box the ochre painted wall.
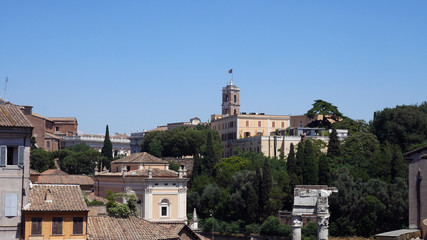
[24,211,87,240]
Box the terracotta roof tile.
[98,168,178,178]
[29,169,40,175]
[0,104,32,128]
[111,152,167,164]
[41,169,68,175]
[23,184,88,212]
[37,175,94,185]
[87,216,178,240]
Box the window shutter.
[4,194,17,217]
[0,145,6,167]
[73,217,83,234]
[18,146,25,166]
[31,217,42,235]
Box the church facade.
[94,152,188,222]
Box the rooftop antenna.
[3,77,8,102]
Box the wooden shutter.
[52,217,62,235]
[18,146,25,166]
[4,194,17,217]
[31,217,42,235]
[0,145,6,167]
[73,217,83,235]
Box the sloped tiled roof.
[29,169,40,175]
[111,152,167,164]
[98,168,178,178]
[87,216,178,240]
[41,169,68,175]
[47,117,77,122]
[23,184,88,212]
[37,175,94,185]
[44,132,61,140]
[0,104,32,128]
[156,223,208,240]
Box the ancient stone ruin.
[292,185,338,240]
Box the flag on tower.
[228,69,232,74]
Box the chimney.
[183,166,187,177]
[148,167,152,179]
[45,189,53,203]
[178,166,183,179]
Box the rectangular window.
[246,121,249,127]
[46,141,50,149]
[161,206,167,216]
[258,121,261,127]
[7,147,13,165]
[272,122,275,128]
[55,126,59,131]
[52,217,63,235]
[31,217,42,235]
[281,122,285,128]
[73,217,83,235]
[4,193,18,217]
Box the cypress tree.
[259,158,272,220]
[255,168,262,222]
[287,143,296,175]
[318,154,331,185]
[295,142,305,184]
[101,125,113,169]
[303,140,318,185]
[203,131,218,177]
[327,128,341,158]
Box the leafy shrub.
[260,216,291,237]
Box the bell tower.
[222,79,240,116]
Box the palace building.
[94,152,188,223]
[211,79,291,158]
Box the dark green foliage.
[168,161,180,172]
[327,128,341,158]
[30,148,56,172]
[303,140,318,185]
[295,142,305,184]
[203,131,219,176]
[332,117,369,135]
[260,216,291,237]
[105,191,139,218]
[140,126,221,159]
[318,155,331,185]
[302,221,317,240]
[286,143,296,176]
[245,223,261,235]
[101,125,113,169]
[342,132,380,160]
[305,99,343,128]
[84,195,104,206]
[371,102,427,151]
[54,143,100,175]
[259,159,272,221]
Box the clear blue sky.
[1,1,426,134]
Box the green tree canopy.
[305,99,343,128]
[371,102,427,151]
[54,143,101,175]
[30,148,56,172]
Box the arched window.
[159,199,170,218]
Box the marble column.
[292,216,303,240]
